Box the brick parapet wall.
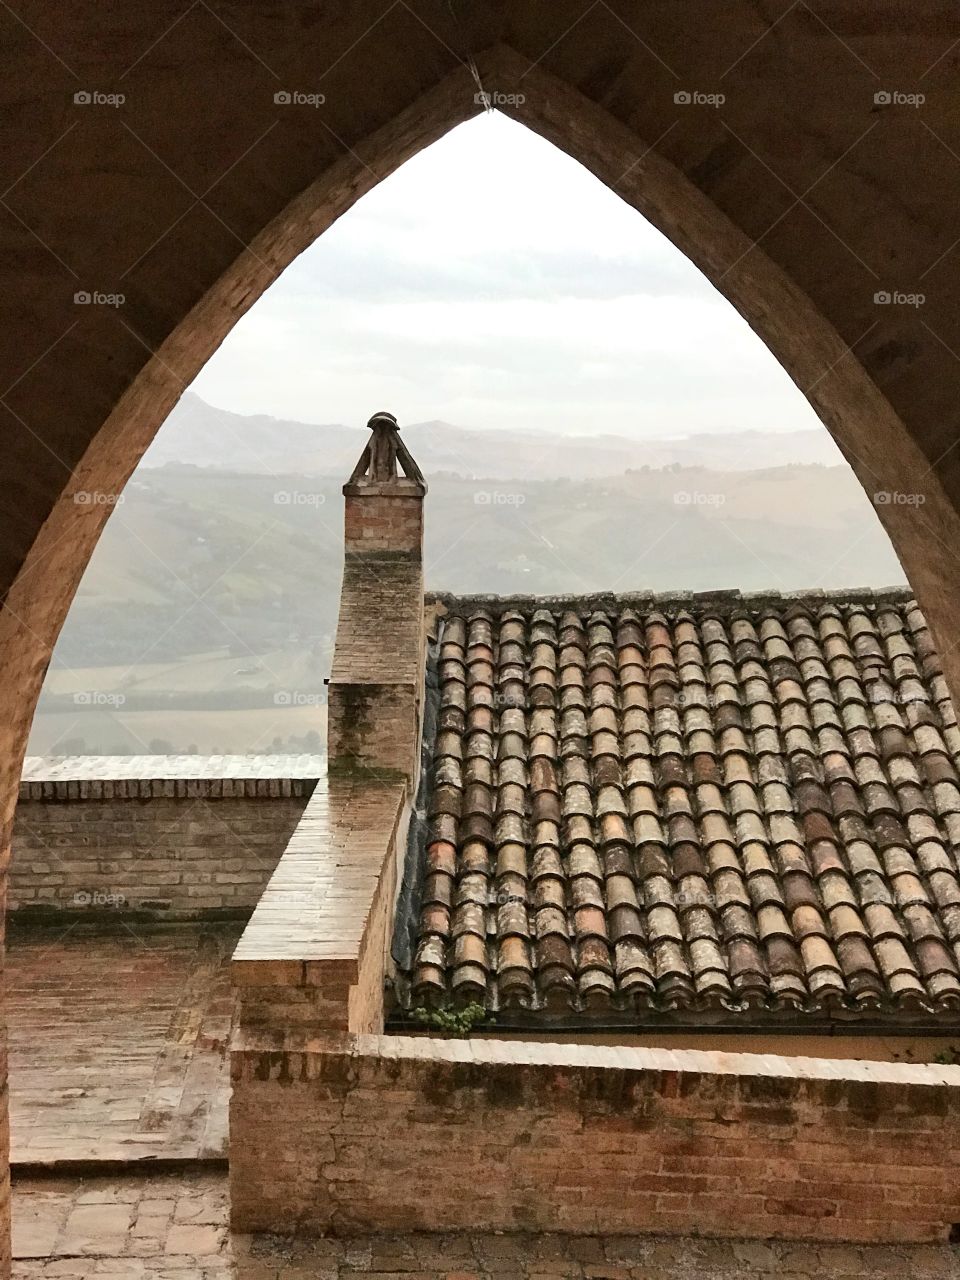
[20,753,324,786]
[231,778,407,1035]
[18,777,315,802]
[230,1033,960,1243]
[11,757,321,920]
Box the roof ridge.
[426,586,914,614]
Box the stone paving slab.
[8,925,241,1163]
[11,1171,960,1278]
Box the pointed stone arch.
[3,20,960,1268]
[4,49,953,797]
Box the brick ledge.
[234,1028,960,1087]
[19,754,324,800]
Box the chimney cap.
[344,409,426,495]
[367,410,399,431]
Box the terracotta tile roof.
[398,589,960,1027]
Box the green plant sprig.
[408,1001,492,1037]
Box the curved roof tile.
[405,593,960,1026]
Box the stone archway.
[3,5,960,1270]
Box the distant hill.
[31,393,903,757]
[140,393,846,478]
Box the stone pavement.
[11,1170,960,1279]
[8,925,240,1163]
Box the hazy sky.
[191,111,827,440]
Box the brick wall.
[230,1033,960,1243]
[12,761,318,920]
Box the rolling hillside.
[27,398,905,756]
[141,393,845,477]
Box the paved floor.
[12,1170,960,1278]
[7,924,240,1163]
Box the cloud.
[276,245,705,304]
[190,112,826,440]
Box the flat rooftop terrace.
[8,924,239,1166]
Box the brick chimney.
[327,412,426,786]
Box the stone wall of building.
[230,1033,960,1244]
[11,757,321,921]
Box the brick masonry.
[329,557,424,690]
[227,450,960,1250]
[342,489,424,558]
[327,468,426,788]
[11,757,319,920]
[327,678,421,786]
[228,446,434,1235]
[231,777,407,1035]
[230,1033,960,1244]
